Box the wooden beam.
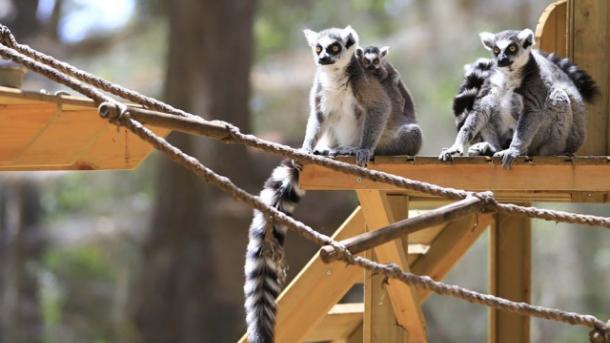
[300,156,610,202]
[536,0,568,57]
[411,213,494,301]
[489,213,531,343]
[320,197,485,262]
[357,191,428,343]
[305,303,363,342]
[238,208,365,343]
[569,0,610,155]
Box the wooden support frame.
[411,213,494,301]
[320,196,486,262]
[357,191,428,343]
[489,212,531,343]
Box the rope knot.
[98,101,129,124]
[472,191,498,212]
[589,321,610,343]
[0,25,16,47]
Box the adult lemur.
[244,26,422,343]
[440,28,598,168]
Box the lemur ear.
[518,28,535,49]
[479,32,496,51]
[356,47,364,58]
[303,29,318,47]
[342,25,359,49]
[380,46,390,57]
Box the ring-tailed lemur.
[356,45,422,154]
[440,28,598,168]
[244,26,422,343]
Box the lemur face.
[356,46,389,71]
[479,29,535,70]
[303,26,359,67]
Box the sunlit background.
[0,0,608,342]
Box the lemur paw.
[439,145,463,162]
[354,149,373,167]
[493,148,521,169]
[468,142,496,156]
[313,149,331,156]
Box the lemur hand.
[493,148,520,169]
[439,145,464,162]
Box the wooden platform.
[0,86,170,171]
[300,156,610,203]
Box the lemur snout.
[318,56,333,65]
[497,56,512,67]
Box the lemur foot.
[493,148,521,169]
[468,142,497,156]
[329,147,373,167]
[439,145,464,162]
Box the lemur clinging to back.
[440,28,598,168]
[356,45,422,154]
[244,26,422,343]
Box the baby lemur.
[440,28,598,168]
[244,26,422,343]
[356,45,422,155]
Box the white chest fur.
[315,70,362,149]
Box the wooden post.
[363,249,407,343]
[489,213,531,343]
[357,191,428,343]
[568,0,610,155]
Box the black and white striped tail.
[453,58,494,130]
[545,52,599,103]
[244,159,305,343]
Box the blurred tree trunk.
[0,180,45,343]
[131,0,256,342]
[6,0,41,41]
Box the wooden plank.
[345,323,364,343]
[411,213,493,301]
[489,213,531,343]
[357,191,428,343]
[75,125,170,170]
[536,0,568,56]
[305,303,363,342]
[569,0,609,155]
[299,157,610,202]
[0,104,57,163]
[238,208,365,343]
[14,110,107,166]
[363,250,406,343]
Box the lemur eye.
[508,45,517,53]
[493,47,501,55]
[332,45,340,53]
[315,45,322,54]
[363,59,370,64]
[373,58,380,65]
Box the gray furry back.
[244,159,304,343]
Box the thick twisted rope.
[0,25,607,340]
[0,24,193,118]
